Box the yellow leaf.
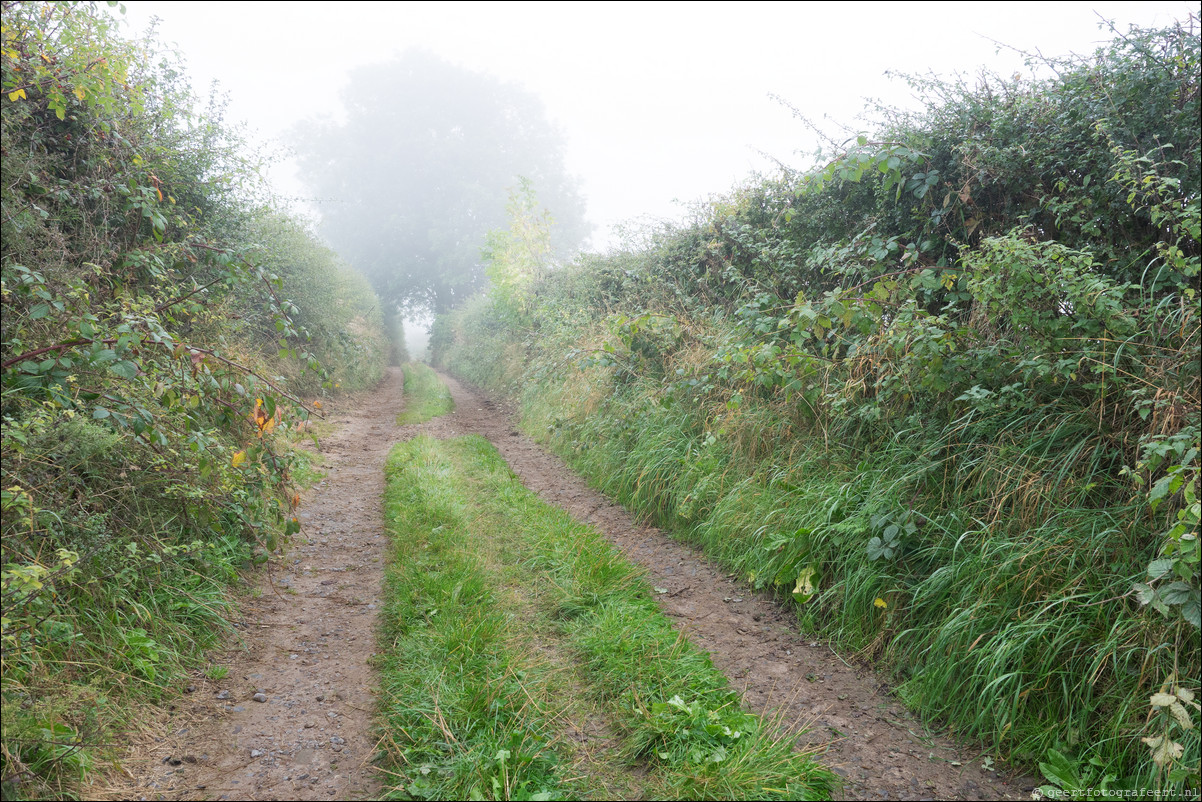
[73,85,85,101]
[792,565,819,604]
[312,400,322,409]
[231,450,246,468]
[8,87,26,101]
[874,597,888,609]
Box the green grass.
[1,525,250,800]
[396,362,454,425]
[510,373,1198,791]
[378,434,836,800]
[432,309,1198,792]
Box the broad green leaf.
[1038,749,1079,789]
[1149,473,1175,510]
[1133,582,1155,606]
[1182,594,1201,629]
[110,360,138,379]
[1160,581,1193,606]
[1147,558,1175,580]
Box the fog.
[119,1,1194,254]
[115,0,1199,357]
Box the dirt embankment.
[105,366,1036,801]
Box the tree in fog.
[294,51,588,314]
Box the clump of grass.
[396,362,454,424]
[379,435,837,800]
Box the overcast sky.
[118,1,1196,252]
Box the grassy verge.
[397,362,454,425]
[378,434,836,800]
[516,372,1191,779]
[434,297,1198,791]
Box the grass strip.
[396,362,453,424]
[378,434,586,801]
[378,434,836,800]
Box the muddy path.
[411,371,1038,802]
[105,366,1036,801]
[102,368,405,801]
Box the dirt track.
[105,366,1036,801]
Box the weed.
[203,665,229,681]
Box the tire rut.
[98,368,405,801]
[414,370,1039,802]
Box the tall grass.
[438,322,1198,790]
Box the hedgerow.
[0,3,387,796]
[436,15,1200,794]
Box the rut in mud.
[413,371,1037,802]
[106,366,1036,801]
[101,370,405,801]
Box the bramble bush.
[437,14,1199,793]
[1,3,387,796]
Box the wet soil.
[104,366,1038,801]
[410,371,1038,802]
[102,369,404,801]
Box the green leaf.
[110,360,139,379]
[1160,582,1193,606]
[1038,749,1079,790]
[29,303,51,319]
[1147,558,1175,580]
[1133,582,1156,606]
[792,565,819,603]
[1182,593,1201,629]
[867,537,886,560]
[1149,473,1176,510]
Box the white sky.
[118,1,1196,252]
